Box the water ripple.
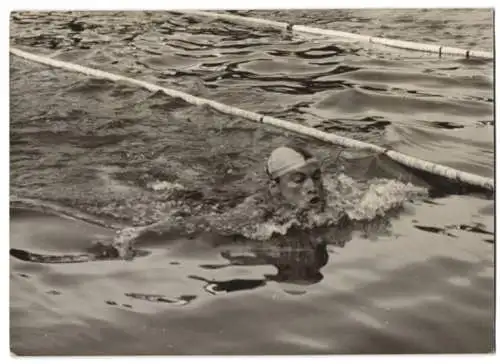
[10,10,493,356]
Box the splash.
[13,167,428,245]
[202,173,428,241]
[326,173,428,221]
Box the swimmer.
[10,145,340,263]
[106,144,332,259]
[11,144,419,265]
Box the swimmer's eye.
[290,172,306,183]
[311,170,321,181]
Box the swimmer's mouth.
[309,196,321,205]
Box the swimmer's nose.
[304,177,318,194]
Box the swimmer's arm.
[134,214,211,237]
[126,194,266,242]
[109,215,211,258]
[104,194,266,259]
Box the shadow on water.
[194,240,332,290]
[9,201,494,355]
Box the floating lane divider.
[177,10,493,60]
[10,47,494,191]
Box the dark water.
[10,10,494,355]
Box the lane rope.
[176,10,493,59]
[10,47,494,191]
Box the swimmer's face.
[277,162,326,211]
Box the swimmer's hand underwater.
[101,214,212,260]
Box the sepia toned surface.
[10,10,494,355]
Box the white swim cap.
[266,146,319,180]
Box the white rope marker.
[10,47,494,191]
[177,10,494,60]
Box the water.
[9,10,494,355]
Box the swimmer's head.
[266,145,326,212]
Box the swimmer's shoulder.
[221,190,274,221]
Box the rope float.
[177,10,494,60]
[10,47,494,191]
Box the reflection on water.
[9,196,494,355]
[9,205,389,307]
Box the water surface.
[10,9,494,355]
